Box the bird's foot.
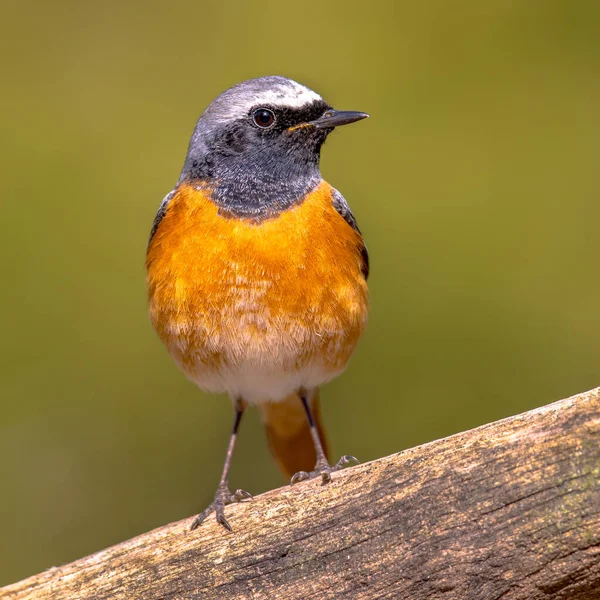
[290,455,359,486]
[190,483,252,531]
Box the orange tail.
[259,390,329,479]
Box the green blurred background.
[2,0,599,586]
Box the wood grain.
[2,388,599,600]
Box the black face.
[201,99,333,165]
[180,99,333,220]
[248,100,332,134]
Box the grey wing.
[148,189,176,245]
[331,188,369,280]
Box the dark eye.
[252,108,275,128]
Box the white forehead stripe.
[250,84,323,109]
[207,78,324,122]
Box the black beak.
[309,109,369,129]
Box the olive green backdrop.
[1,0,599,586]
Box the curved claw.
[230,489,253,502]
[190,485,253,532]
[290,471,310,485]
[320,470,332,484]
[335,455,360,469]
[216,511,232,532]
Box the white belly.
[177,345,347,404]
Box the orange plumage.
[146,180,368,475]
[146,180,368,394]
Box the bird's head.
[179,76,368,218]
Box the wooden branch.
[3,388,600,600]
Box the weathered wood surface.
[2,388,600,600]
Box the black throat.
[178,100,330,220]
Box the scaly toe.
[229,489,253,502]
[190,504,215,531]
[190,484,252,531]
[290,455,359,487]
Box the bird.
[145,76,369,531]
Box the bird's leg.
[190,399,252,531]
[290,394,359,486]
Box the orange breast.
[145,180,368,400]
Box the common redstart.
[146,76,369,531]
